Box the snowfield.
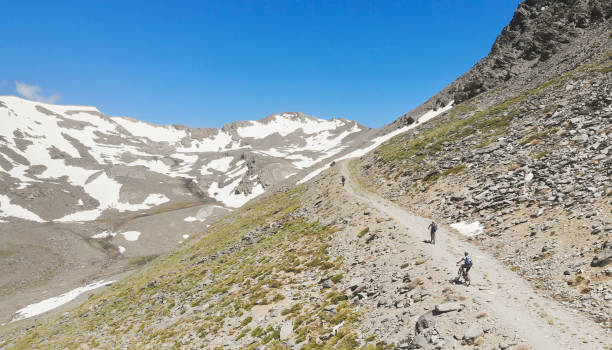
[0,96,369,222]
[10,280,114,322]
[0,194,46,222]
[298,102,454,184]
[450,221,485,237]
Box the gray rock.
[280,322,293,340]
[590,246,612,267]
[463,322,483,343]
[415,311,435,334]
[412,334,427,348]
[434,302,463,314]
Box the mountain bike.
[456,264,470,286]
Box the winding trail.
[340,161,610,350]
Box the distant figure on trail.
[341,175,346,187]
[428,221,437,244]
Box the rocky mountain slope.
[2,0,611,348]
[358,0,612,333]
[0,96,381,323]
[395,0,612,125]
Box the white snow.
[0,194,45,222]
[184,216,198,222]
[111,117,187,143]
[91,231,112,239]
[56,173,169,222]
[176,131,236,153]
[182,234,190,239]
[10,280,114,322]
[208,179,265,208]
[525,172,534,183]
[339,101,454,161]
[450,221,484,237]
[298,102,454,184]
[91,230,140,241]
[120,231,141,241]
[236,114,347,139]
[201,157,233,175]
[118,246,126,254]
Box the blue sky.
[0,0,521,128]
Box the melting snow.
[0,195,46,222]
[111,117,187,143]
[298,102,454,184]
[118,246,126,254]
[91,231,112,239]
[10,280,114,322]
[91,230,140,241]
[236,114,346,139]
[182,234,190,239]
[208,179,265,208]
[450,221,484,237]
[525,172,534,183]
[201,157,234,175]
[120,231,141,241]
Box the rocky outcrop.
[394,0,612,126]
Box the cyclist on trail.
[457,252,473,283]
[341,175,346,187]
[428,221,437,245]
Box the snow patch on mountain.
[236,113,347,138]
[298,102,454,184]
[0,194,46,222]
[10,280,114,322]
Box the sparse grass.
[358,227,370,238]
[5,184,359,349]
[331,273,344,284]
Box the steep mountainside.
[395,0,612,125]
[0,96,377,323]
[2,0,611,349]
[359,0,612,330]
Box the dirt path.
[341,161,610,350]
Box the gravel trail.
[341,160,610,350]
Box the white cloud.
[15,81,61,103]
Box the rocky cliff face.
[395,0,612,126]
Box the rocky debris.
[279,322,293,340]
[434,302,463,314]
[590,245,612,267]
[361,35,612,325]
[415,311,436,334]
[394,0,612,125]
[463,322,484,344]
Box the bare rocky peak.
[394,0,612,126]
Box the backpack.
[465,256,473,267]
[431,222,437,232]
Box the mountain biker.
[341,175,346,186]
[457,252,473,282]
[428,221,437,244]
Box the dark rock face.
[394,0,612,127]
